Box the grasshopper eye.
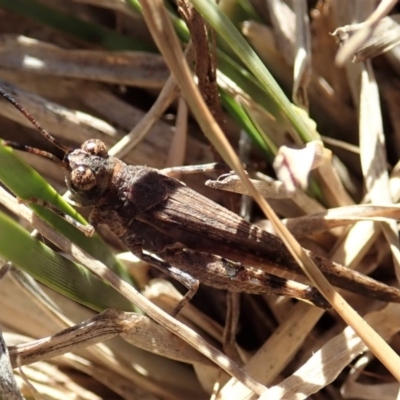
[70,166,97,190]
[81,139,108,157]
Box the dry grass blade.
[358,59,400,284]
[107,44,191,159]
[265,303,400,399]
[0,80,122,150]
[165,96,188,168]
[218,303,323,399]
[8,309,211,367]
[265,0,295,65]
[283,205,400,237]
[257,204,400,238]
[0,34,168,88]
[342,354,398,399]
[292,0,311,109]
[351,15,400,62]
[335,0,398,65]
[108,73,180,159]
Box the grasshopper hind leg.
[129,244,200,317]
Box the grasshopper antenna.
[0,86,72,167]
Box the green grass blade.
[189,0,319,143]
[0,211,134,311]
[220,90,275,160]
[0,143,131,283]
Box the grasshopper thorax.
[65,139,117,207]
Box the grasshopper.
[1,86,400,313]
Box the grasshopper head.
[66,139,116,207]
[0,87,119,208]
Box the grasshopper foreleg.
[18,197,95,237]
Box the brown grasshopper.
[1,86,400,313]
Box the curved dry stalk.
[137,0,400,383]
[8,309,211,367]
